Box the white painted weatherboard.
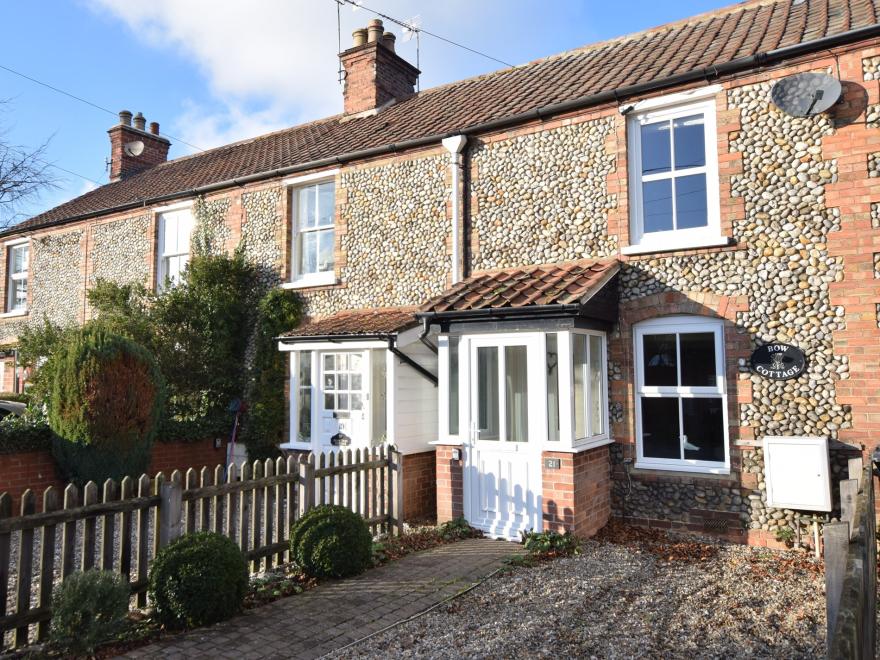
[763,436,832,512]
[390,340,438,455]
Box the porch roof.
[279,306,419,342]
[418,259,619,321]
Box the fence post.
[298,454,315,518]
[159,478,183,548]
[391,447,404,536]
[840,479,859,540]
[824,520,849,644]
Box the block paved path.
[118,537,522,660]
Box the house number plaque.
[749,344,806,381]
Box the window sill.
[621,236,734,256]
[279,442,312,452]
[0,310,27,319]
[545,437,614,453]
[430,439,463,447]
[282,275,338,290]
[634,460,730,476]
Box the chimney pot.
[367,19,383,43]
[108,112,170,182]
[382,32,396,52]
[352,28,367,47]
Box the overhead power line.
[0,63,206,152]
[335,0,514,69]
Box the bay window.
[634,316,729,473]
[439,330,609,451]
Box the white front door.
[464,335,543,540]
[318,351,369,451]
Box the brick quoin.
[435,444,463,523]
[401,450,437,521]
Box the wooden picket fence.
[823,456,877,660]
[0,446,402,650]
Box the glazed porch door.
[318,351,370,451]
[464,335,543,539]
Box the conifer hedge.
[49,327,165,484]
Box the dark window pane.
[477,346,499,441]
[640,121,671,175]
[449,337,459,435]
[675,174,708,229]
[546,334,559,442]
[643,333,677,386]
[642,180,673,233]
[504,345,529,443]
[679,332,717,387]
[682,397,725,462]
[641,397,680,459]
[673,114,706,169]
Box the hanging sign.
[749,344,806,381]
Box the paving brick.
[115,538,522,659]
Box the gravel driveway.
[337,531,827,659]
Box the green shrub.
[289,505,372,578]
[521,529,580,557]
[0,391,30,404]
[242,288,303,461]
[148,532,248,628]
[0,413,54,454]
[48,327,165,484]
[438,517,482,541]
[49,570,130,656]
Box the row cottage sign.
[750,343,807,380]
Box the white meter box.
[762,436,831,512]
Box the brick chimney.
[108,110,171,182]
[339,19,420,116]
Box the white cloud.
[86,0,524,153]
[79,179,98,195]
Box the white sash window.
[634,316,729,473]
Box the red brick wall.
[0,438,225,510]
[435,444,463,523]
[0,450,60,511]
[149,438,226,475]
[543,445,611,538]
[402,450,436,521]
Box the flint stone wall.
[302,155,450,317]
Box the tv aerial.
[771,72,841,117]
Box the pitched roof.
[14,0,880,236]
[281,307,418,340]
[420,259,618,315]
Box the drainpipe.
[441,135,467,285]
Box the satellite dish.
[771,72,841,117]
[124,140,145,157]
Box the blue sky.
[1,0,731,222]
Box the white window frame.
[283,342,389,452]
[156,204,193,291]
[436,330,610,452]
[4,239,29,316]
[625,89,724,254]
[285,170,338,289]
[633,316,730,474]
[566,329,610,448]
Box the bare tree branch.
[0,99,60,229]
